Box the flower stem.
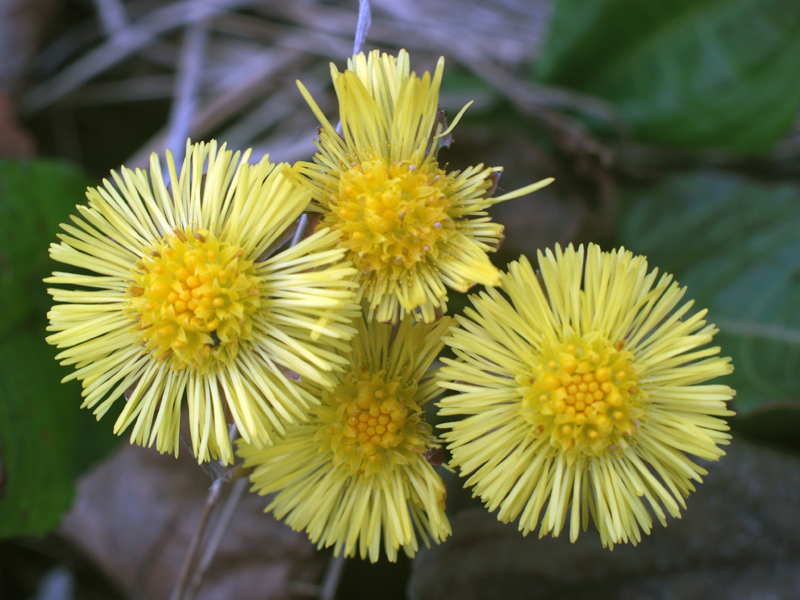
[170,477,225,600]
[183,476,250,600]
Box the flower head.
[46,141,358,464]
[238,313,452,562]
[293,49,552,323]
[437,244,735,547]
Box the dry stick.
[91,0,128,35]
[63,75,175,107]
[36,0,178,76]
[259,0,537,67]
[166,19,210,164]
[21,0,260,115]
[449,53,617,166]
[216,81,313,152]
[213,13,353,58]
[248,131,318,166]
[126,48,311,168]
[464,57,624,130]
[170,477,225,600]
[183,476,250,600]
[370,0,545,64]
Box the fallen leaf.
[59,440,327,600]
[0,91,35,158]
[409,439,800,600]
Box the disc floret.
[327,157,456,279]
[128,227,261,372]
[318,365,429,476]
[517,334,645,457]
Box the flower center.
[324,157,456,277]
[321,367,428,475]
[344,376,407,456]
[517,334,646,456]
[127,227,261,372]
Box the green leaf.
[732,401,800,452]
[0,329,76,537]
[616,172,800,415]
[537,0,800,153]
[0,160,121,538]
[0,325,121,538]
[0,160,95,337]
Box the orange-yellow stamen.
[324,156,456,278]
[517,334,646,456]
[127,227,261,372]
[342,375,408,458]
[321,367,431,476]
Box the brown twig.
[126,48,313,167]
[21,0,260,115]
[457,55,621,167]
[165,18,210,162]
[183,476,250,600]
[320,553,347,600]
[91,0,128,35]
[215,71,325,151]
[213,13,353,58]
[170,477,226,600]
[60,75,175,107]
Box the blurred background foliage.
[1,0,799,598]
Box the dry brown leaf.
[0,90,35,157]
[409,439,800,600]
[59,441,326,600]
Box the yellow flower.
[293,49,552,323]
[437,244,735,547]
[238,313,452,562]
[46,140,358,464]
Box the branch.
[21,0,259,114]
[165,19,210,163]
[170,477,225,600]
[183,477,250,600]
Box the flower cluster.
[46,142,358,464]
[437,245,735,547]
[239,314,452,562]
[46,49,734,562]
[293,50,552,323]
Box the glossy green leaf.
[617,172,800,415]
[0,160,120,538]
[1,330,69,536]
[0,325,122,539]
[537,0,800,153]
[0,160,94,336]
